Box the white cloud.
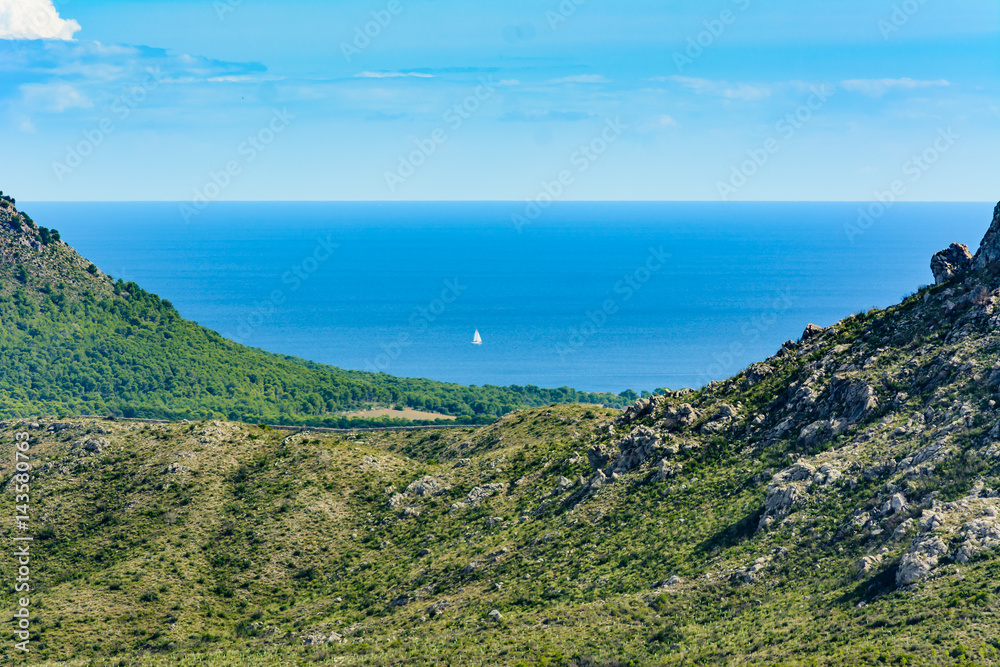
[549,75,610,84]
[355,71,434,79]
[20,82,91,111]
[661,76,772,101]
[498,79,520,87]
[840,78,950,98]
[0,0,81,40]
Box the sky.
[0,0,997,202]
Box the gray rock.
[588,469,608,491]
[406,476,450,497]
[758,483,808,532]
[772,462,816,485]
[463,483,507,505]
[829,378,879,424]
[82,438,106,454]
[613,425,664,472]
[587,444,613,471]
[972,201,1000,271]
[617,395,664,425]
[813,463,842,486]
[487,609,503,621]
[657,404,701,431]
[802,323,824,340]
[897,535,949,586]
[555,476,575,493]
[652,458,682,482]
[931,243,974,284]
[883,493,907,515]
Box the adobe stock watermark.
[512,117,627,233]
[52,67,166,183]
[234,236,340,342]
[545,0,586,31]
[11,431,34,653]
[214,0,243,21]
[674,0,753,73]
[555,246,670,358]
[364,279,467,373]
[717,85,835,200]
[341,0,404,61]
[878,0,931,40]
[696,291,796,386]
[384,77,498,193]
[844,127,959,244]
[180,108,295,223]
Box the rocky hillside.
[2,204,1000,666]
[0,194,629,424]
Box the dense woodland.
[0,208,631,425]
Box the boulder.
[758,483,808,532]
[612,425,663,472]
[897,535,949,586]
[617,395,664,425]
[406,476,450,497]
[931,243,973,284]
[972,201,1000,271]
[802,323,824,341]
[488,609,503,621]
[829,377,879,424]
[657,404,701,431]
[652,458,682,482]
[587,444,613,471]
[463,483,507,505]
[82,438,106,454]
[554,476,575,493]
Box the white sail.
[472,329,482,345]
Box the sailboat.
[472,329,482,346]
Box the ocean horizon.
[23,200,994,394]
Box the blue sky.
[1,0,997,201]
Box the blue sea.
[22,201,994,393]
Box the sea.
[22,201,994,394]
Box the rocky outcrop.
[612,426,663,472]
[617,395,665,425]
[406,476,450,497]
[657,404,701,431]
[972,201,1000,271]
[931,243,973,284]
[758,477,809,532]
[801,323,824,341]
[829,377,879,424]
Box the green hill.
[2,198,1000,666]
[0,193,629,425]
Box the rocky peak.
[930,243,973,284]
[930,201,1000,282]
[972,201,1000,271]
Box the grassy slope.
[5,263,1000,665]
[0,199,628,424]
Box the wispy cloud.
[20,82,92,112]
[658,75,773,101]
[548,74,610,84]
[0,0,81,40]
[355,71,435,79]
[840,78,950,98]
